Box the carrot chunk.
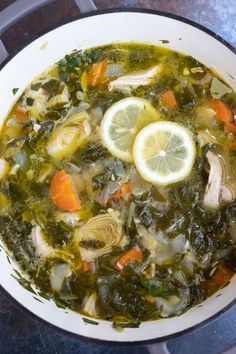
[229,140,236,150]
[15,104,28,122]
[225,122,236,134]
[82,261,94,272]
[50,170,81,212]
[210,99,232,124]
[201,265,234,296]
[116,246,143,272]
[161,90,177,109]
[112,182,132,202]
[87,60,107,87]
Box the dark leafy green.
[142,277,176,297]
[12,88,19,95]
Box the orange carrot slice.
[112,182,133,202]
[116,246,143,272]
[161,90,177,109]
[210,99,232,124]
[50,170,81,212]
[201,265,234,296]
[87,60,107,87]
[82,261,94,272]
[225,122,236,134]
[15,104,28,122]
[229,140,236,150]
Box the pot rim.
[0,7,236,346]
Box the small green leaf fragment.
[159,40,169,44]
[26,97,34,106]
[112,320,141,331]
[33,296,43,303]
[82,317,99,325]
[12,88,19,95]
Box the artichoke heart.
[47,84,70,109]
[25,87,48,120]
[74,211,127,261]
[25,78,70,120]
[47,111,91,159]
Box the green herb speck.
[112,320,141,331]
[12,88,19,95]
[26,97,34,106]
[82,317,99,325]
[159,40,169,44]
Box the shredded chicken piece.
[203,151,223,209]
[203,151,236,208]
[108,65,161,93]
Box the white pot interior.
[0,11,236,342]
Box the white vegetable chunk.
[210,77,232,99]
[50,263,72,292]
[155,288,190,317]
[221,182,236,202]
[137,223,187,265]
[55,211,80,227]
[106,63,124,77]
[0,158,9,181]
[221,184,234,202]
[197,129,217,148]
[136,223,159,257]
[31,225,55,258]
[108,65,162,93]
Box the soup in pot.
[1,43,236,324]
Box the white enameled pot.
[0,1,236,350]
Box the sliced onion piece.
[210,77,232,99]
[106,63,124,77]
[31,226,56,258]
[50,263,72,292]
[155,288,190,317]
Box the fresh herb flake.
[159,40,169,44]
[11,273,37,295]
[112,320,141,331]
[31,83,41,91]
[33,296,43,303]
[12,88,19,95]
[26,97,34,106]
[82,317,99,325]
[37,291,52,301]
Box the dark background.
[0,1,236,354]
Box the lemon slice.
[100,97,160,162]
[133,121,196,185]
